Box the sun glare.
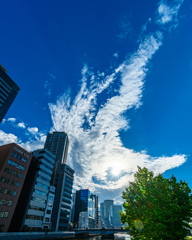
[110,162,124,176]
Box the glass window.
[36,182,48,189]
[32,197,46,204]
[4,168,22,178]
[40,163,53,171]
[0,176,19,187]
[0,212,8,218]
[49,195,54,200]
[11,152,27,163]
[0,225,4,232]
[8,160,25,171]
[26,215,43,220]
[45,217,50,222]
[35,189,47,196]
[39,169,51,177]
[46,210,51,214]
[37,175,50,183]
[0,199,13,206]
[29,205,44,211]
[0,187,16,196]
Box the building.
[74,189,98,229]
[0,64,20,123]
[51,164,74,231]
[44,132,74,231]
[113,205,122,228]
[44,132,69,165]
[102,200,113,228]
[0,143,32,232]
[100,202,104,227]
[69,193,76,227]
[23,148,55,230]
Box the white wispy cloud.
[156,0,184,26]
[0,130,18,145]
[27,127,39,135]
[49,29,186,202]
[7,118,16,122]
[18,122,26,128]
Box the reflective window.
[0,176,19,187]
[0,187,16,196]
[45,217,50,222]
[0,212,8,218]
[4,168,22,178]
[36,182,48,189]
[0,199,13,206]
[39,169,51,177]
[35,189,47,196]
[37,175,50,183]
[32,197,46,204]
[11,152,27,163]
[29,205,44,211]
[8,160,25,171]
[26,215,43,220]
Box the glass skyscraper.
[0,64,20,123]
[44,131,74,231]
[74,189,98,229]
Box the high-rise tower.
[0,64,20,123]
[44,132,74,231]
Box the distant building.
[113,205,122,228]
[103,200,113,228]
[100,202,104,227]
[0,64,20,123]
[0,143,32,232]
[23,148,55,230]
[74,189,98,229]
[44,132,74,231]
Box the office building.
[0,143,32,232]
[74,189,98,229]
[113,205,122,228]
[23,148,55,230]
[100,200,113,228]
[0,64,20,123]
[44,132,74,231]
[44,132,69,165]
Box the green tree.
[120,166,192,240]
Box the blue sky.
[0,0,192,204]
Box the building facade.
[44,132,74,231]
[113,205,122,228]
[0,143,32,232]
[0,64,20,123]
[24,148,55,230]
[74,189,97,229]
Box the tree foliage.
[120,166,192,240]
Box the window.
[8,160,25,171]
[0,199,13,206]
[40,163,53,171]
[0,176,19,187]
[0,225,4,232]
[39,156,54,165]
[45,217,50,222]
[37,175,50,183]
[0,212,8,218]
[39,169,51,177]
[11,152,27,163]
[0,187,16,196]
[26,215,43,220]
[48,203,52,207]
[35,189,47,196]
[4,168,22,178]
[65,176,73,184]
[32,197,46,204]
[49,195,54,200]
[36,182,48,189]
[46,210,51,214]
[29,205,44,211]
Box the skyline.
[0,0,192,204]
